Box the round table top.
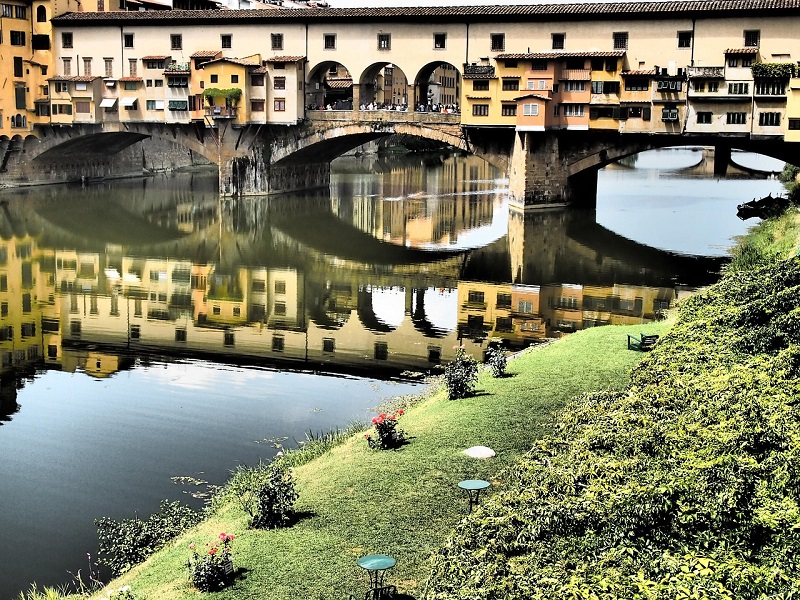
[357,554,396,571]
[458,479,491,491]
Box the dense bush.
[227,462,298,529]
[484,346,507,378]
[444,347,479,399]
[96,500,201,576]
[425,257,800,599]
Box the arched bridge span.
[9,120,794,207]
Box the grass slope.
[97,322,669,600]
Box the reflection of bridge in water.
[0,179,726,384]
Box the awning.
[120,97,137,107]
[99,98,117,108]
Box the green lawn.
[95,321,671,600]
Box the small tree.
[228,462,298,529]
[485,346,507,378]
[444,347,479,399]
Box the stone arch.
[412,61,461,111]
[270,121,468,166]
[571,136,797,179]
[306,60,354,110]
[356,62,412,108]
[26,125,220,166]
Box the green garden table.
[458,479,490,512]
[357,554,396,590]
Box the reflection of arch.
[413,61,461,110]
[307,281,351,330]
[411,288,456,338]
[357,288,395,333]
[357,62,411,108]
[306,61,353,110]
[36,5,46,21]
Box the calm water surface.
[0,147,784,597]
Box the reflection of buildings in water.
[334,155,501,247]
[457,279,675,351]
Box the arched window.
[36,5,46,22]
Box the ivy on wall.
[751,62,797,79]
[202,88,242,103]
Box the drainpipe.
[690,18,696,66]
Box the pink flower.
[376,415,384,424]
[189,543,196,549]
[219,533,228,541]
[389,415,396,420]
[371,416,378,424]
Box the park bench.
[627,333,659,351]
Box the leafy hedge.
[425,257,800,599]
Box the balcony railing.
[688,66,725,79]
[561,69,590,81]
[463,64,495,79]
[206,107,237,118]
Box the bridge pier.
[227,149,331,196]
[714,144,731,176]
[509,131,598,209]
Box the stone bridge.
[4,112,796,207]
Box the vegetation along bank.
[20,208,800,600]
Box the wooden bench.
[627,333,659,351]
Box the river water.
[0,147,785,598]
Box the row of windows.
[472,103,783,127]
[0,4,26,19]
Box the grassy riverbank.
[83,319,671,600]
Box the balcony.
[463,64,495,79]
[688,66,725,79]
[164,62,191,74]
[561,69,590,81]
[206,107,237,119]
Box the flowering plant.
[99,586,135,600]
[187,532,236,592]
[365,409,406,450]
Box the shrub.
[485,346,507,378]
[443,347,478,399]
[227,462,298,529]
[187,533,235,592]
[15,584,68,600]
[99,586,136,600]
[96,500,201,576]
[365,410,406,450]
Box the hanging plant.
[202,88,242,103]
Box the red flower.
[397,409,404,416]
[208,547,218,555]
[371,416,378,424]
[389,415,396,420]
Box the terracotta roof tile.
[326,77,353,89]
[621,69,657,76]
[202,57,260,67]
[267,55,305,63]
[513,93,552,101]
[51,0,800,26]
[252,66,268,74]
[119,77,143,82]
[142,55,170,60]
[497,51,625,59]
[70,75,99,82]
[191,50,222,58]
